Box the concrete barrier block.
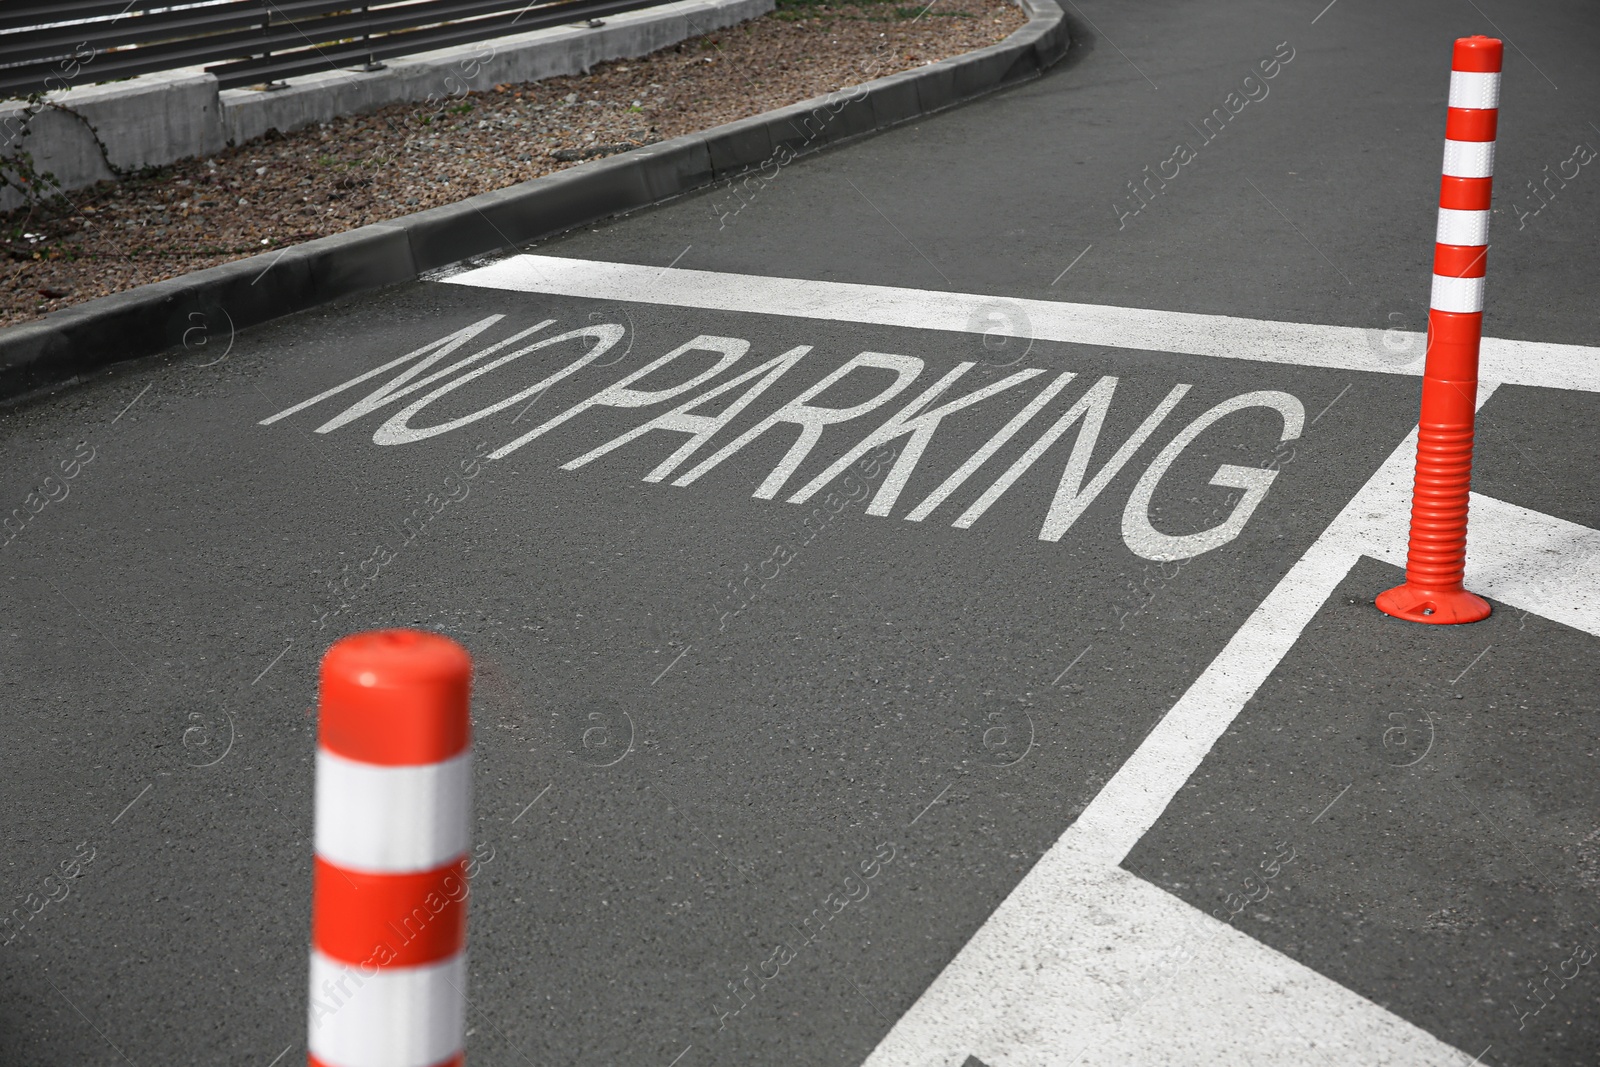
[998,30,1047,82]
[397,167,654,271]
[223,71,392,146]
[1018,0,1068,65]
[769,98,834,151]
[0,224,392,396]
[0,0,771,207]
[772,90,871,151]
[0,105,114,211]
[761,104,817,156]
[1026,14,1071,72]
[66,72,227,168]
[388,31,580,95]
[0,316,74,399]
[481,177,592,247]
[607,8,709,60]
[0,70,228,212]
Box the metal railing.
[0,0,674,99]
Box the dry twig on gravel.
[1,0,1023,327]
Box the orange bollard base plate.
[1375,583,1492,625]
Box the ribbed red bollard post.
[1376,35,1502,625]
[309,630,473,1067]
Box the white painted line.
[438,256,1600,1062]
[860,860,1476,1067]
[860,383,1524,1067]
[1461,495,1600,637]
[441,255,1600,393]
[1042,380,1501,869]
[1343,464,1600,638]
[1066,522,1369,867]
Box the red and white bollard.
[310,630,473,1067]
[1376,35,1502,625]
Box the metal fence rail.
[0,0,675,99]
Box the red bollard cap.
[318,629,471,766]
[1452,36,1503,73]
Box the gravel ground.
[0,0,1024,327]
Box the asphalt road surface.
[3,0,1599,1065]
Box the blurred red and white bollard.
[1376,34,1502,625]
[309,630,473,1067]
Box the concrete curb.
[0,0,1068,402]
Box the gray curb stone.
[0,0,1068,402]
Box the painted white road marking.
[1065,380,1478,871]
[673,351,924,498]
[1120,390,1303,561]
[787,364,1044,515]
[566,347,809,479]
[904,371,1078,523]
[430,258,1600,1062]
[442,255,1600,393]
[1459,496,1600,635]
[260,317,1309,557]
[954,379,1188,537]
[861,378,1600,1066]
[1350,489,1600,639]
[488,333,748,455]
[860,858,1477,1067]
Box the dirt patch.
[0,0,1024,327]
